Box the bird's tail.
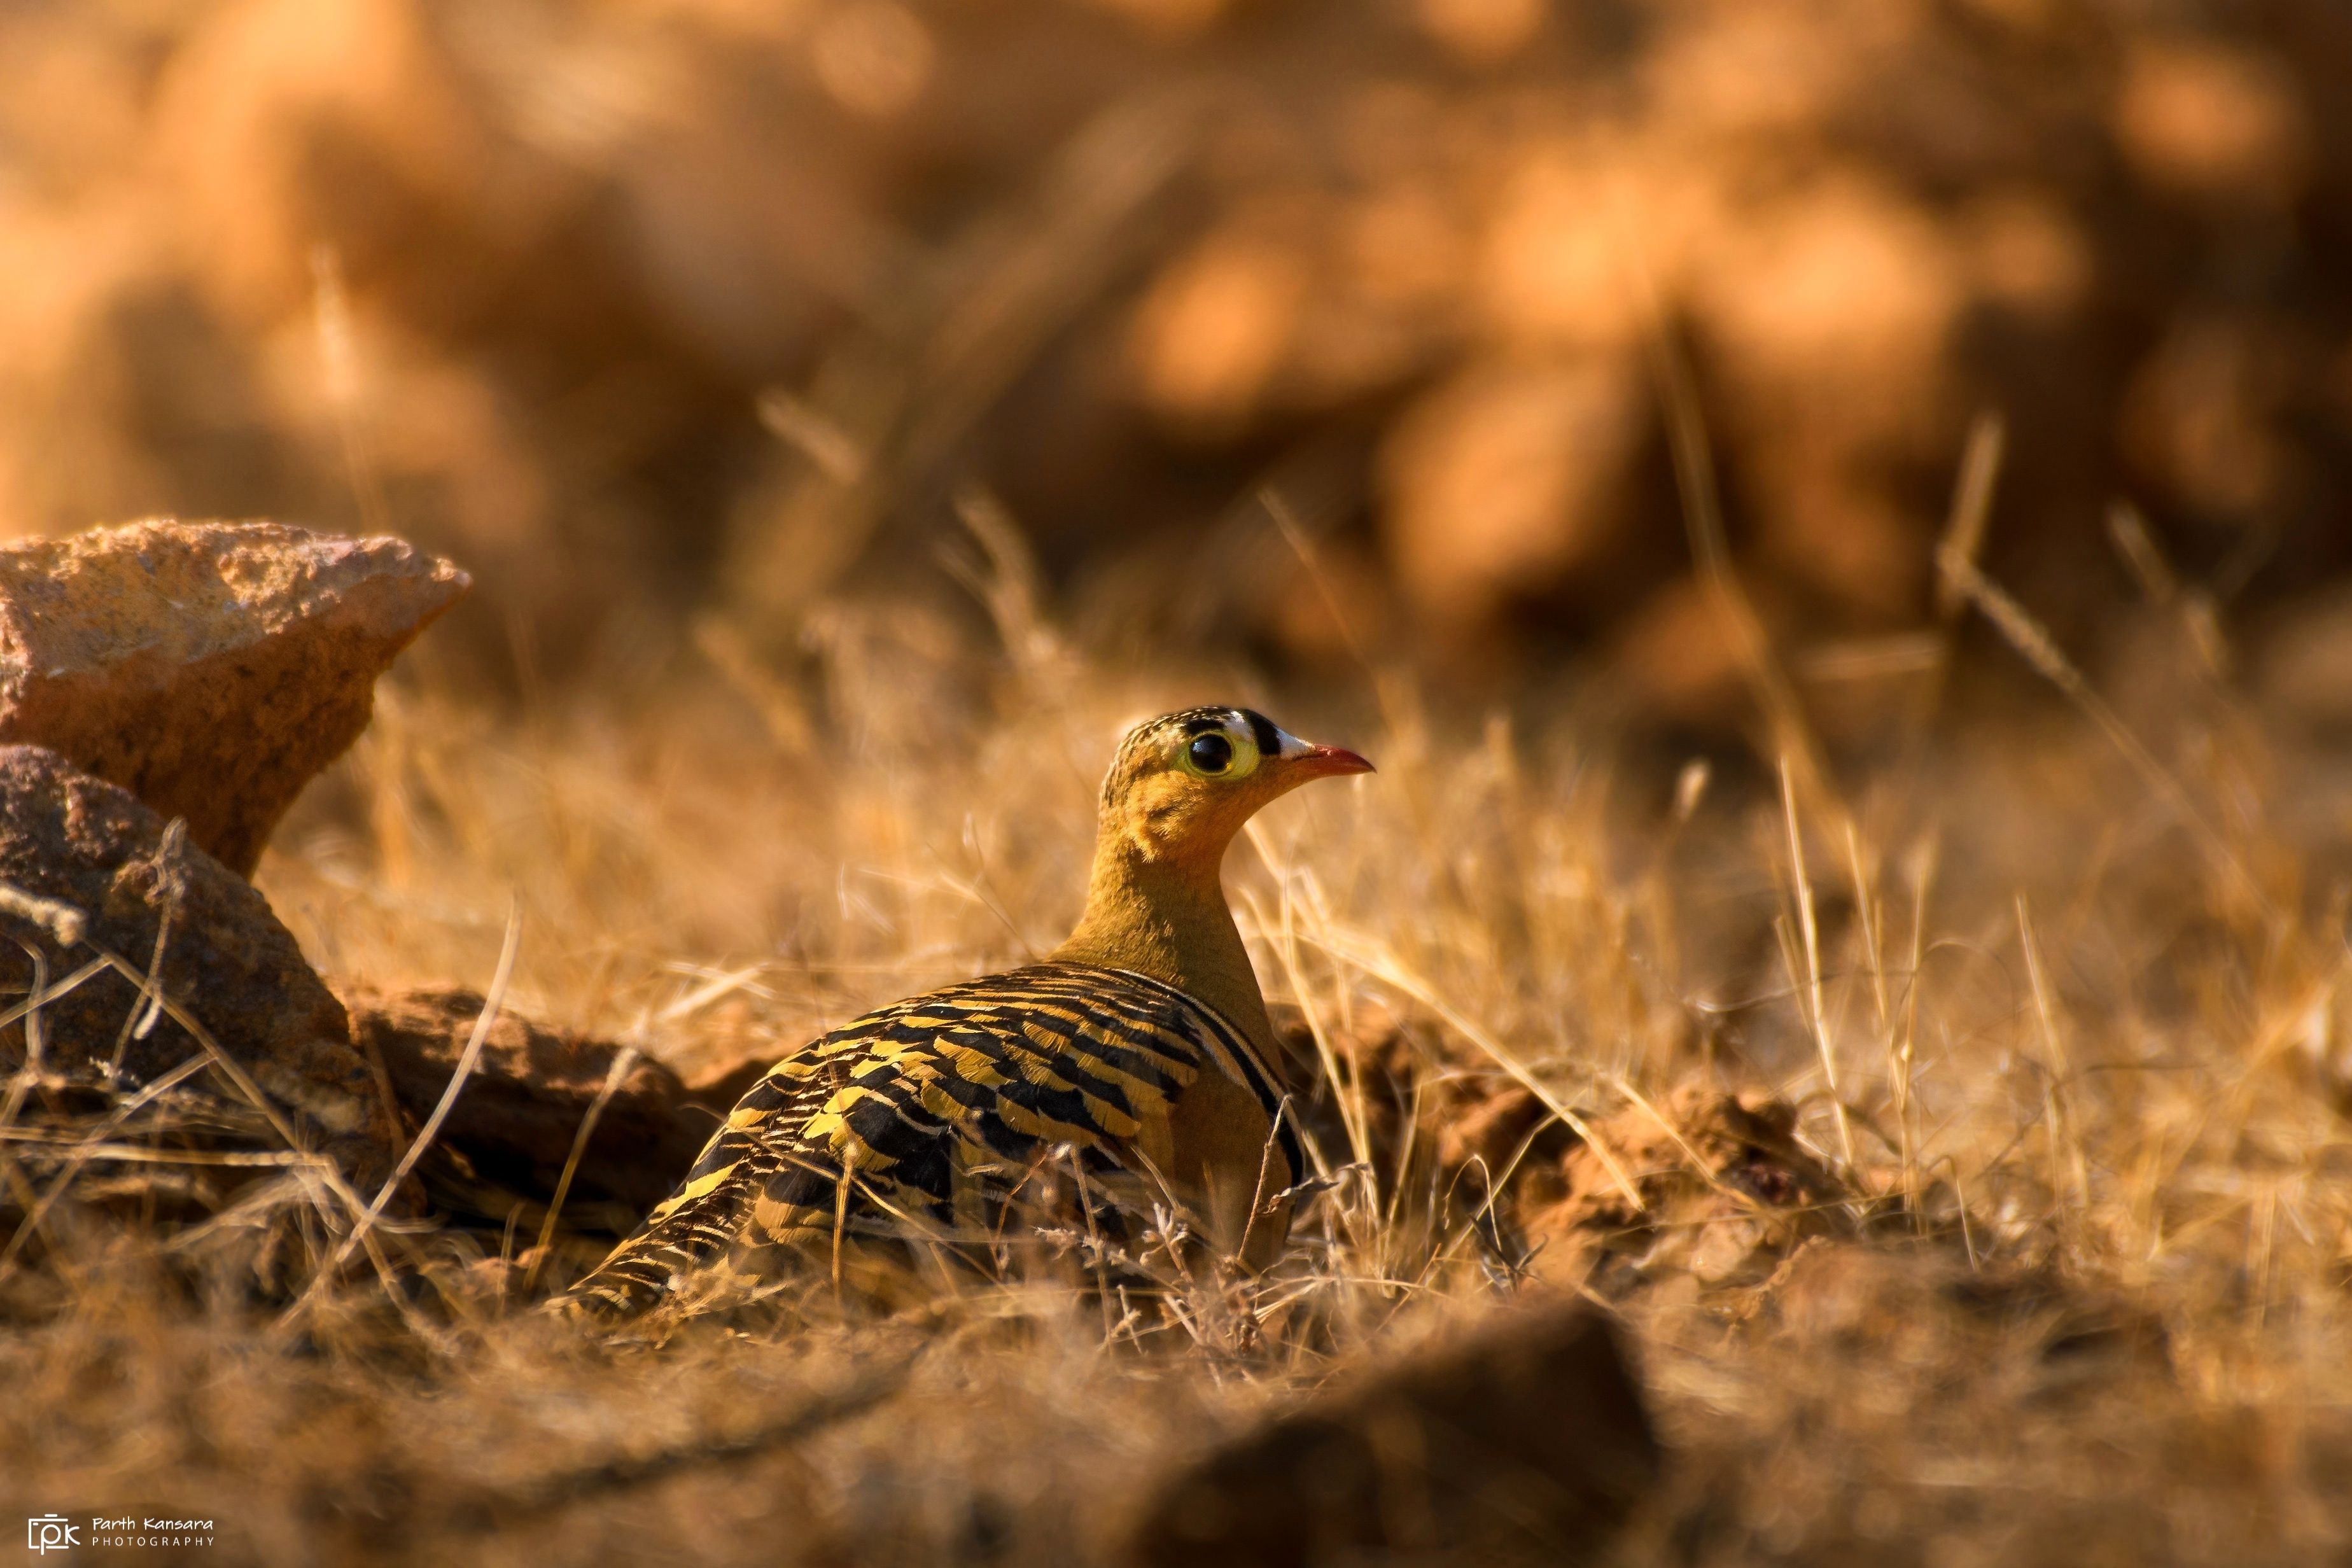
[559,1159,752,1319]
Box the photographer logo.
[25,1516,77,1554]
[24,1514,216,1553]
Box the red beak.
[1292,743,1375,778]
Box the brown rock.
[1128,1299,1660,1567]
[1264,1000,1411,1172]
[344,987,715,1230]
[1522,1084,1860,1292]
[0,745,399,1189]
[1266,1002,1577,1201]
[0,519,470,876]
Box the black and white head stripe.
[1109,707,1316,794]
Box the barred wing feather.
[567,963,1299,1317]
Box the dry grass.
[8,545,2352,1567]
[8,3,2349,1560]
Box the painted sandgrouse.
[566,706,1372,1317]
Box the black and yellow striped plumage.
[570,962,1303,1318]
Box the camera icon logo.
[26,1515,79,1554]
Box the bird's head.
[1097,706,1373,869]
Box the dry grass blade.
[1642,318,1833,806]
[1934,412,2006,623]
[757,387,869,484]
[2108,501,2234,682]
[2106,501,2180,606]
[522,1039,643,1295]
[692,616,815,754]
[1781,759,1856,1172]
[2016,895,2087,1250]
[1900,413,2008,768]
[286,898,521,1323]
[0,1138,325,1166]
[1935,547,2271,918]
[1263,487,1380,690]
[109,818,184,1077]
[1236,833,1370,1173]
[951,483,1067,680]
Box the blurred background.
[6,0,2352,755]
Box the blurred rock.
[1522,1083,1859,1291]
[2113,38,2309,207]
[0,519,469,875]
[1957,190,2094,319]
[2258,587,2352,731]
[2120,316,2306,524]
[6,0,2352,699]
[344,987,715,1230]
[158,0,521,326]
[1126,1299,1660,1567]
[1378,355,1646,629]
[1769,1241,2171,1388]
[0,745,398,1189]
[1414,0,1548,66]
[1127,227,1310,437]
[1693,178,1959,619]
[1609,578,1760,725]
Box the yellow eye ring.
[1176,728,1259,780]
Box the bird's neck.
[1051,835,1275,1050]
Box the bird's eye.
[1187,733,1235,776]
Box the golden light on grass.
[5,512,2344,1559]
[4,1,2351,1560]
